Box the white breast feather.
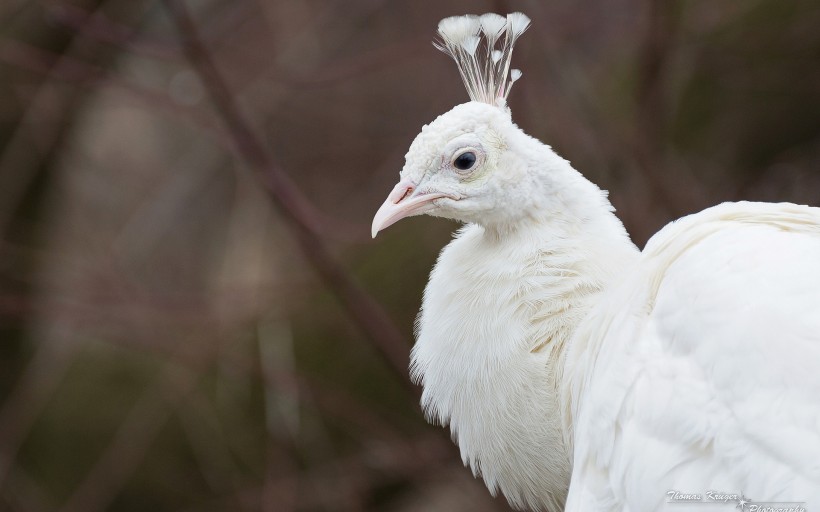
[412,206,637,510]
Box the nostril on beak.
[398,186,414,203]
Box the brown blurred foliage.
[0,0,817,511]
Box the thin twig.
[59,365,200,512]
[630,0,712,243]
[46,4,181,60]
[0,38,369,243]
[0,343,78,491]
[0,39,224,139]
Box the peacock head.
[372,13,535,237]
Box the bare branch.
[159,0,414,388]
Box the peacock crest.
[434,12,531,107]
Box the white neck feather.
[410,144,639,510]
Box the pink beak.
[371,178,448,238]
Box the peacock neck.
[411,190,638,510]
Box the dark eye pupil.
[454,152,476,170]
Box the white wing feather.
[566,202,820,511]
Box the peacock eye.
[453,151,477,171]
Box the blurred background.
[0,0,818,510]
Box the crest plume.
[434,12,531,107]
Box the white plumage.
[566,203,820,511]
[372,12,820,512]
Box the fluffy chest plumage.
[410,224,580,511]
